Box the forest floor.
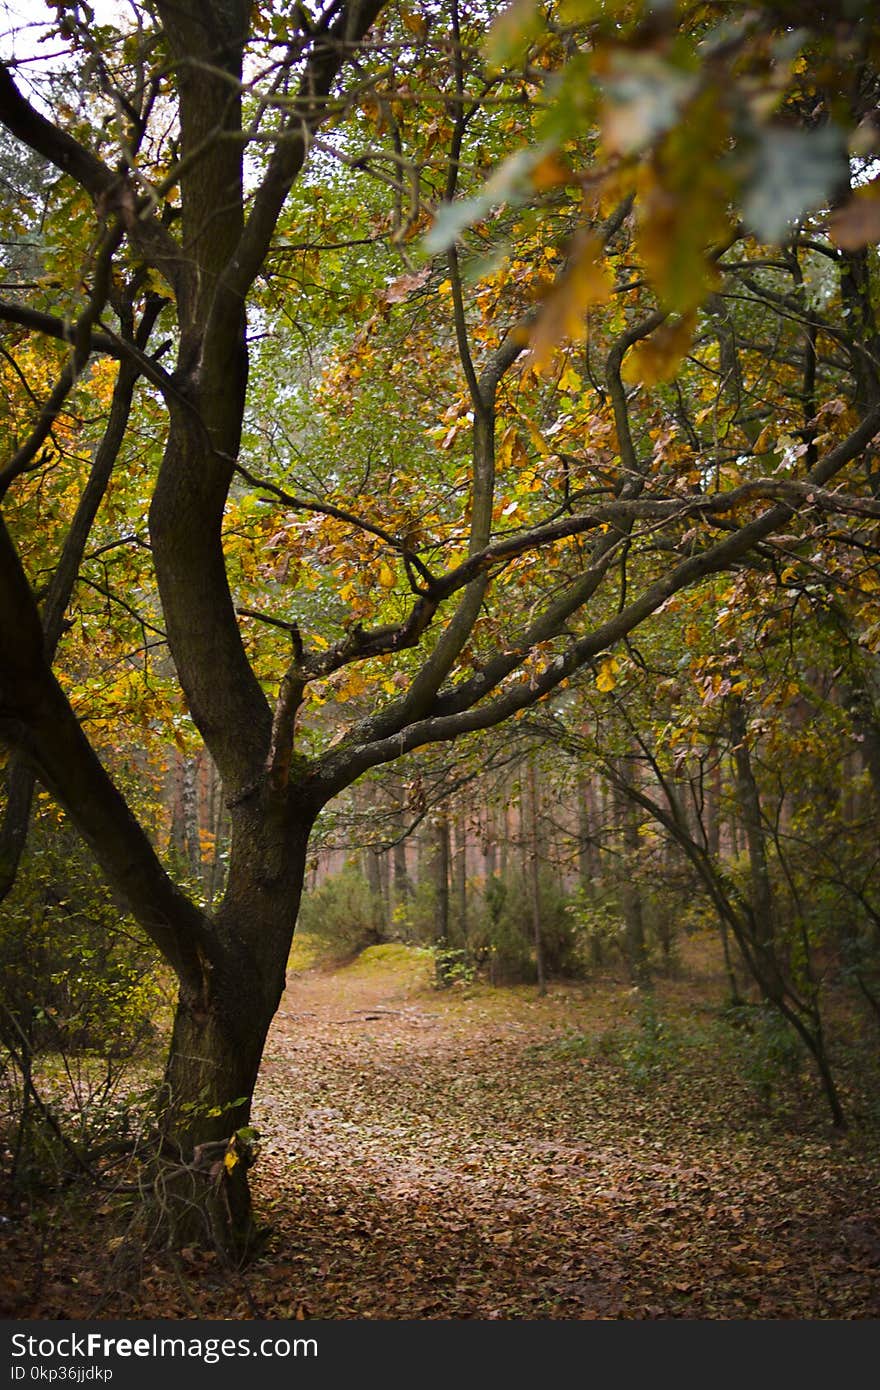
[2,933,879,1319]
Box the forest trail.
[243,944,879,1319]
[4,941,878,1319]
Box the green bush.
[724,1001,804,1107]
[0,806,167,1192]
[469,874,533,983]
[565,889,623,971]
[395,879,441,947]
[0,811,165,1060]
[547,995,680,1090]
[618,993,678,1088]
[296,865,383,962]
[469,871,585,984]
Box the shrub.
[295,865,383,962]
[469,871,584,984]
[724,1001,805,1109]
[0,807,167,1192]
[0,811,165,1060]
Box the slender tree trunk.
[499,799,510,879]
[364,845,384,942]
[577,772,597,892]
[392,831,410,907]
[391,792,411,930]
[707,758,722,861]
[730,697,777,959]
[709,758,743,1004]
[434,810,450,944]
[454,811,468,945]
[417,822,431,895]
[378,845,391,925]
[483,804,497,881]
[614,758,647,983]
[527,756,546,995]
[577,774,604,967]
[182,755,200,878]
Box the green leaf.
[486,0,541,65]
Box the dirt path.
[242,948,880,1319]
[3,944,878,1319]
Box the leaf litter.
[1,938,878,1320]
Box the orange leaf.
[829,184,880,250]
[529,232,613,371]
[621,313,696,387]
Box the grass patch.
[340,943,434,982]
[288,931,329,972]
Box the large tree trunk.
[158,994,272,1255]
[155,810,311,1258]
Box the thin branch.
[234,461,435,588]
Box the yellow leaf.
[621,313,696,387]
[829,181,880,251]
[498,424,529,469]
[558,364,583,394]
[595,657,618,693]
[486,0,540,64]
[530,152,572,192]
[400,6,428,39]
[525,421,550,456]
[378,561,395,588]
[224,1149,239,1173]
[753,425,776,455]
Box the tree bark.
[156,806,312,1255]
[454,811,468,945]
[730,697,777,958]
[526,755,546,995]
[614,756,648,984]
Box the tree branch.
[313,400,880,795]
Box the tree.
[1,0,879,1254]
